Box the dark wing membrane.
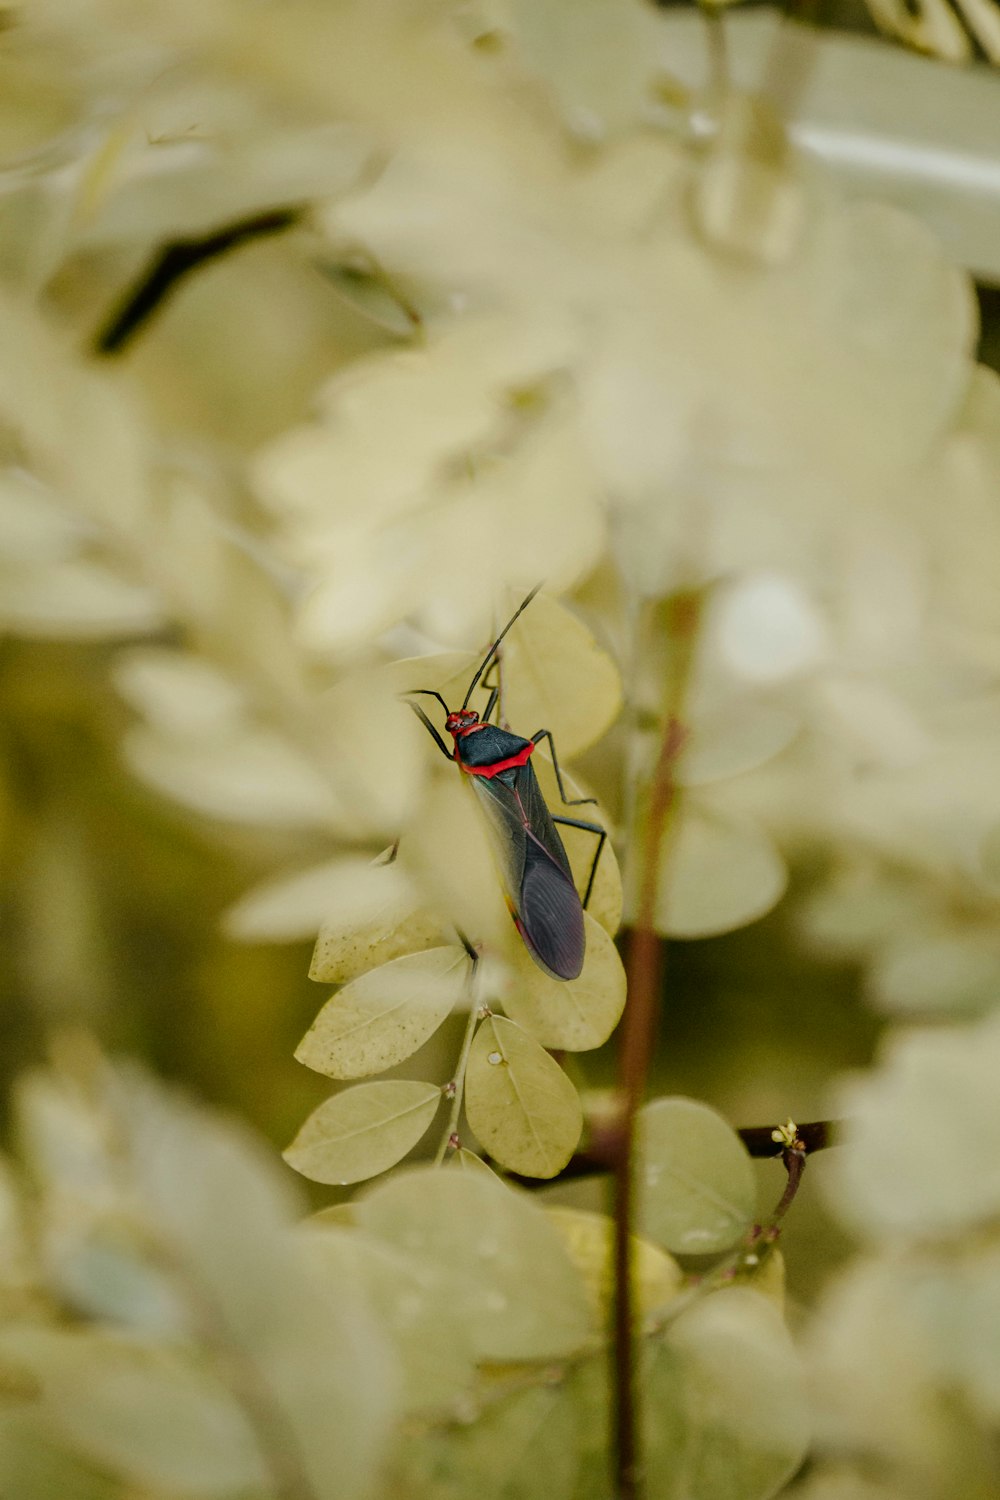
[514,761,574,882]
[469,763,585,981]
[517,836,586,980]
[467,772,529,912]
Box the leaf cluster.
[0,1046,806,1500]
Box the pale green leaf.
[501,0,679,140]
[795,862,933,960]
[401,774,518,961]
[394,1381,579,1500]
[317,668,426,834]
[111,1069,398,1500]
[465,1016,583,1179]
[357,1167,591,1361]
[499,914,626,1052]
[637,1097,756,1254]
[501,591,622,759]
[225,857,382,943]
[531,752,622,937]
[679,699,800,787]
[807,1256,951,1470]
[645,1288,809,1499]
[123,725,344,830]
[321,258,422,337]
[114,649,246,739]
[561,1357,611,1500]
[0,1327,264,1498]
[296,946,471,1079]
[868,931,1000,1016]
[0,471,86,564]
[1,559,164,638]
[545,1206,683,1329]
[284,1080,441,1185]
[454,1147,505,1182]
[0,1410,117,1500]
[825,1010,1000,1238]
[307,855,441,983]
[653,801,787,939]
[300,1225,475,1412]
[980,820,1000,889]
[51,1238,185,1335]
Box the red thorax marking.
[458,741,534,779]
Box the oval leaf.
[500,914,626,1051]
[637,1097,756,1254]
[401,775,516,959]
[393,1382,579,1500]
[465,1016,582,1179]
[284,1081,441,1185]
[308,857,441,984]
[501,591,622,758]
[645,1288,809,1499]
[300,1227,475,1412]
[357,1168,591,1361]
[123,726,343,831]
[531,751,622,937]
[0,1328,264,1498]
[868,931,1000,1017]
[654,802,787,939]
[678,699,800,787]
[296,946,471,1079]
[545,1206,683,1329]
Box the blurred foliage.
[1,0,1000,1496]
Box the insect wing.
[466,771,528,909]
[469,764,585,981]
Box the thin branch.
[434,997,483,1166]
[738,1118,835,1159]
[511,1117,838,1187]
[611,590,703,1500]
[92,207,304,355]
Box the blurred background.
[2,0,999,1322]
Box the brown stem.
[611,593,702,1500]
[515,1118,837,1187]
[770,1146,806,1226]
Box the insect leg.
[406,700,455,760]
[530,730,596,806]
[550,816,606,910]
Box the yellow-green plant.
[1,2,1000,1498]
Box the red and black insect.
[407,589,606,981]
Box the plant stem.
[434,997,483,1166]
[611,591,702,1500]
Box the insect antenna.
[406,688,451,714]
[461,583,543,710]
